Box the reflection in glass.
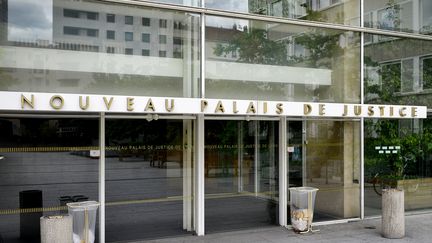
[0,117,99,243]
[206,0,360,26]
[205,120,279,232]
[302,120,360,221]
[364,34,432,107]
[105,119,194,242]
[206,16,360,102]
[364,118,432,216]
[0,0,200,97]
[365,0,432,34]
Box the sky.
[6,0,251,42]
[8,0,53,42]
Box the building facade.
[0,0,431,242]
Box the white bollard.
[40,215,73,243]
[382,188,405,239]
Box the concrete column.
[382,189,405,239]
[40,215,73,243]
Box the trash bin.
[40,215,73,243]
[59,195,89,214]
[19,190,43,241]
[67,201,99,243]
[289,187,319,233]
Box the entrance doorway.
[104,118,194,242]
[204,120,279,233]
[287,120,361,223]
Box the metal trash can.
[19,190,43,241]
[67,201,99,243]
[289,187,319,233]
[40,215,73,243]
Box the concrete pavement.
[140,213,432,243]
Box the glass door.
[287,121,304,189]
[204,120,279,233]
[104,118,194,242]
[287,120,361,223]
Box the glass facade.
[364,0,432,35]
[0,0,431,242]
[0,117,99,242]
[206,0,360,26]
[0,0,200,97]
[364,34,432,216]
[205,15,360,102]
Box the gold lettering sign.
[201,100,208,112]
[165,99,174,112]
[103,97,114,110]
[354,105,361,116]
[13,93,425,118]
[21,94,34,109]
[276,103,283,114]
[145,98,155,112]
[411,107,417,117]
[399,107,407,117]
[378,106,385,116]
[79,96,90,110]
[50,95,64,110]
[247,102,256,114]
[127,97,134,111]
[342,105,348,116]
[304,104,312,115]
[367,106,374,116]
[319,104,325,115]
[215,101,225,113]
[233,101,239,114]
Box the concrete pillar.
[382,189,405,239]
[40,215,73,243]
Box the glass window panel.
[142,17,150,26]
[159,34,167,44]
[107,30,115,40]
[364,117,432,216]
[159,19,167,28]
[364,35,432,107]
[125,32,133,41]
[365,0,432,35]
[142,49,150,56]
[206,16,360,102]
[421,56,432,90]
[302,120,361,221]
[205,0,360,26]
[205,120,279,233]
[142,33,150,42]
[107,13,115,23]
[105,119,194,241]
[64,9,80,18]
[125,48,133,55]
[0,0,200,98]
[364,34,432,216]
[0,117,99,243]
[125,15,133,25]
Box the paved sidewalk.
[140,213,432,243]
